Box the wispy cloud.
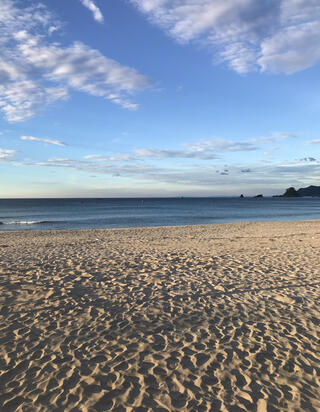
[0,148,17,161]
[21,136,67,147]
[264,146,280,157]
[85,148,219,161]
[79,0,104,23]
[130,0,320,74]
[133,147,220,160]
[273,132,298,139]
[253,131,298,144]
[0,0,150,122]
[188,139,258,152]
[84,138,259,162]
[307,139,320,144]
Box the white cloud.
[18,39,149,110]
[0,78,68,123]
[0,148,17,161]
[85,148,219,161]
[79,0,104,23]
[21,136,67,147]
[130,0,320,74]
[133,148,219,160]
[253,131,298,144]
[307,139,320,144]
[259,21,320,74]
[84,138,258,162]
[188,139,258,152]
[273,132,298,139]
[84,154,133,161]
[0,1,150,122]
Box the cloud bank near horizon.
[5,130,318,195]
[16,155,320,196]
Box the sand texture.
[1,220,320,411]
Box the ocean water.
[0,197,319,231]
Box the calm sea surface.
[0,197,319,231]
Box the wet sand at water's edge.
[0,220,320,411]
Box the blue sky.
[1,0,320,197]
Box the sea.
[0,197,320,231]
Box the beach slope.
[0,221,320,411]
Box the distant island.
[275,185,320,198]
[248,185,320,198]
[296,185,320,197]
[281,187,300,197]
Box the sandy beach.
[0,220,320,411]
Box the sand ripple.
[0,221,320,411]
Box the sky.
[1,0,320,198]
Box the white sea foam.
[1,220,45,225]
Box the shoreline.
[1,220,320,411]
[0,217,320,233]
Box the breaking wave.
[0,220,53,225]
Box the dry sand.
[0,220,320,411]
